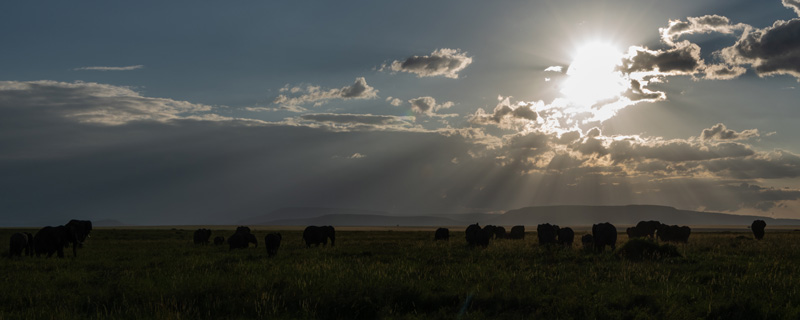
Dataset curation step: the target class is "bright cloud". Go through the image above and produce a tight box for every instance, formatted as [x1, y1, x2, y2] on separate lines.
[384, 48, 473, 78]
[273, 77, 378, 108]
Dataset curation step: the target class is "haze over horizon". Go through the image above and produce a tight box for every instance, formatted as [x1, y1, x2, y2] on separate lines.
[2, 0, 800, 225]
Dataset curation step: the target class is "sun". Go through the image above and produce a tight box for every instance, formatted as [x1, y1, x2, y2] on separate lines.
[560, 42, 627, 108]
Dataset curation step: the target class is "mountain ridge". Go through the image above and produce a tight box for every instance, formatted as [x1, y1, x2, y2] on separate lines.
[243, 205, 800, 227]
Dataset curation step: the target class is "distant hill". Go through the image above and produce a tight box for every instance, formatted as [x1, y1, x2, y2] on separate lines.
[238, 207, 390, 225]
[265, 214, 462, 227]
[241, 205, 800, 227]
[487, 205, 800, 226]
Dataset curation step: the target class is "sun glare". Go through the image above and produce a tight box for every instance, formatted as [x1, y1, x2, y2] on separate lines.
[561, 42, 627, 108]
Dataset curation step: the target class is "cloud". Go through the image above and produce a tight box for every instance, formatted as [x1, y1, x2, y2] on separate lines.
[719, 18, 800, 79]
[784, 0, 800, 16]
[408, 96, 454, 115]
[659, 15, 745, 45]
[300, 113, 410, 125]
[700, 123, 760, 141]
[0, 80, 215, 125]
[469, 97, 539, 128]
[384, 48, 473, 78]
[333, 153, 366, 159]
[246, 105, 308, 113]
[386, 97, 403, 106]
[702, 150, 800, 179]
[289, 113, 422, 132]
[620, 41, 704, 76]
[704, 64, 748, 80]
[622, 79, 666, 101]
[272, 77, 378, 108]
[74, 65, 144, 71]
[607, 139, 755, 163]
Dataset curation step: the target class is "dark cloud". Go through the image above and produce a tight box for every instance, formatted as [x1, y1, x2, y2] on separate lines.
[702, 150, 800, 179]
[620, 42, 704, 75]
[557, 130, 581, 144]
[720, 18, 800, 79]
[385, 48, 473, 78]
[700, 123, 759, 141]
[546, 153, 585, 171]
[273, 77, 378, 107]
[505, 131, 551, 150]
[622, 80, 666, 101]
[408, 96, 454, 115]
[608, 139, 755, 163]
[575, 137, 608, 156]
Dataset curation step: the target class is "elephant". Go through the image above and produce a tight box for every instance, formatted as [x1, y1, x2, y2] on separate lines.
[465, 223, 489, 247]
[508, 225, 525, 239]
[236, 226, 251, 234]
[228, 228, 258, 250]
[634, 220, 661, 239]
[592, 222, 617, 252]
[581, 234, 594, 250]
[9, 233, 33, 258]
[434, 227, 450, 241]
[264, 233, 282, 257]
[657, 224, 691, 243]
[626, 227, 649, 239]
[557, 227, 574, 246]
[66, 219, 92, 247]
[34, 225, 78, 258]
[482, 225, 497, 239]
[193, 228, 212, 245]
[303, 226, 336, 248]
[537, 223, 559, 245]
[494, 226, 507, 239]
[751, 220, 766, 240]
[213, 236, 225, 245]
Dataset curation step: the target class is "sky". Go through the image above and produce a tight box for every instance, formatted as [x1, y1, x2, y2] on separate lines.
[2, 0, 800, 225]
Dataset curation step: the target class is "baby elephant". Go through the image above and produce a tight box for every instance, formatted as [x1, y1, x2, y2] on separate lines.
[213, 236, 225, 245]
[264, 233, 282, 257]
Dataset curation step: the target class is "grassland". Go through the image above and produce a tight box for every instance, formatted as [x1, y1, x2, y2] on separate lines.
[1, 228, 799, 319]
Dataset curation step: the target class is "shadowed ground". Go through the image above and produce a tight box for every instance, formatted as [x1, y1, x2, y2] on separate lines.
[1, 228, 799, 319]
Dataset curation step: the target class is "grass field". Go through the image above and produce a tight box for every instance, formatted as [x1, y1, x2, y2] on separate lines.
[2, 228, 799, 319]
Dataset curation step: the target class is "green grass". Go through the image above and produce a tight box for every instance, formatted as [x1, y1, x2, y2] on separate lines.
[1, 228, 799, 319]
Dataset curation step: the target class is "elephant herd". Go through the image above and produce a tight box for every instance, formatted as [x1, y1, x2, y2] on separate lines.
[9, 219, 770, 259]
[432, 219, 770, 252]
[190, 225, 336, 257]
[8, 219, 92, 258]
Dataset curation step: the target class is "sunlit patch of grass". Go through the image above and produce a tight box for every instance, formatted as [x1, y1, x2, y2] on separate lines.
[1, 229, 799, 318]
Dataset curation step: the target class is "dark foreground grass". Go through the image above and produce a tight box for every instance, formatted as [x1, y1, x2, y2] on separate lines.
[1, 228, 799, 319]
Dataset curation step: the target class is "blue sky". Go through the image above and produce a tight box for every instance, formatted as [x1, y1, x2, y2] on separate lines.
[2, 0, 800, 225]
